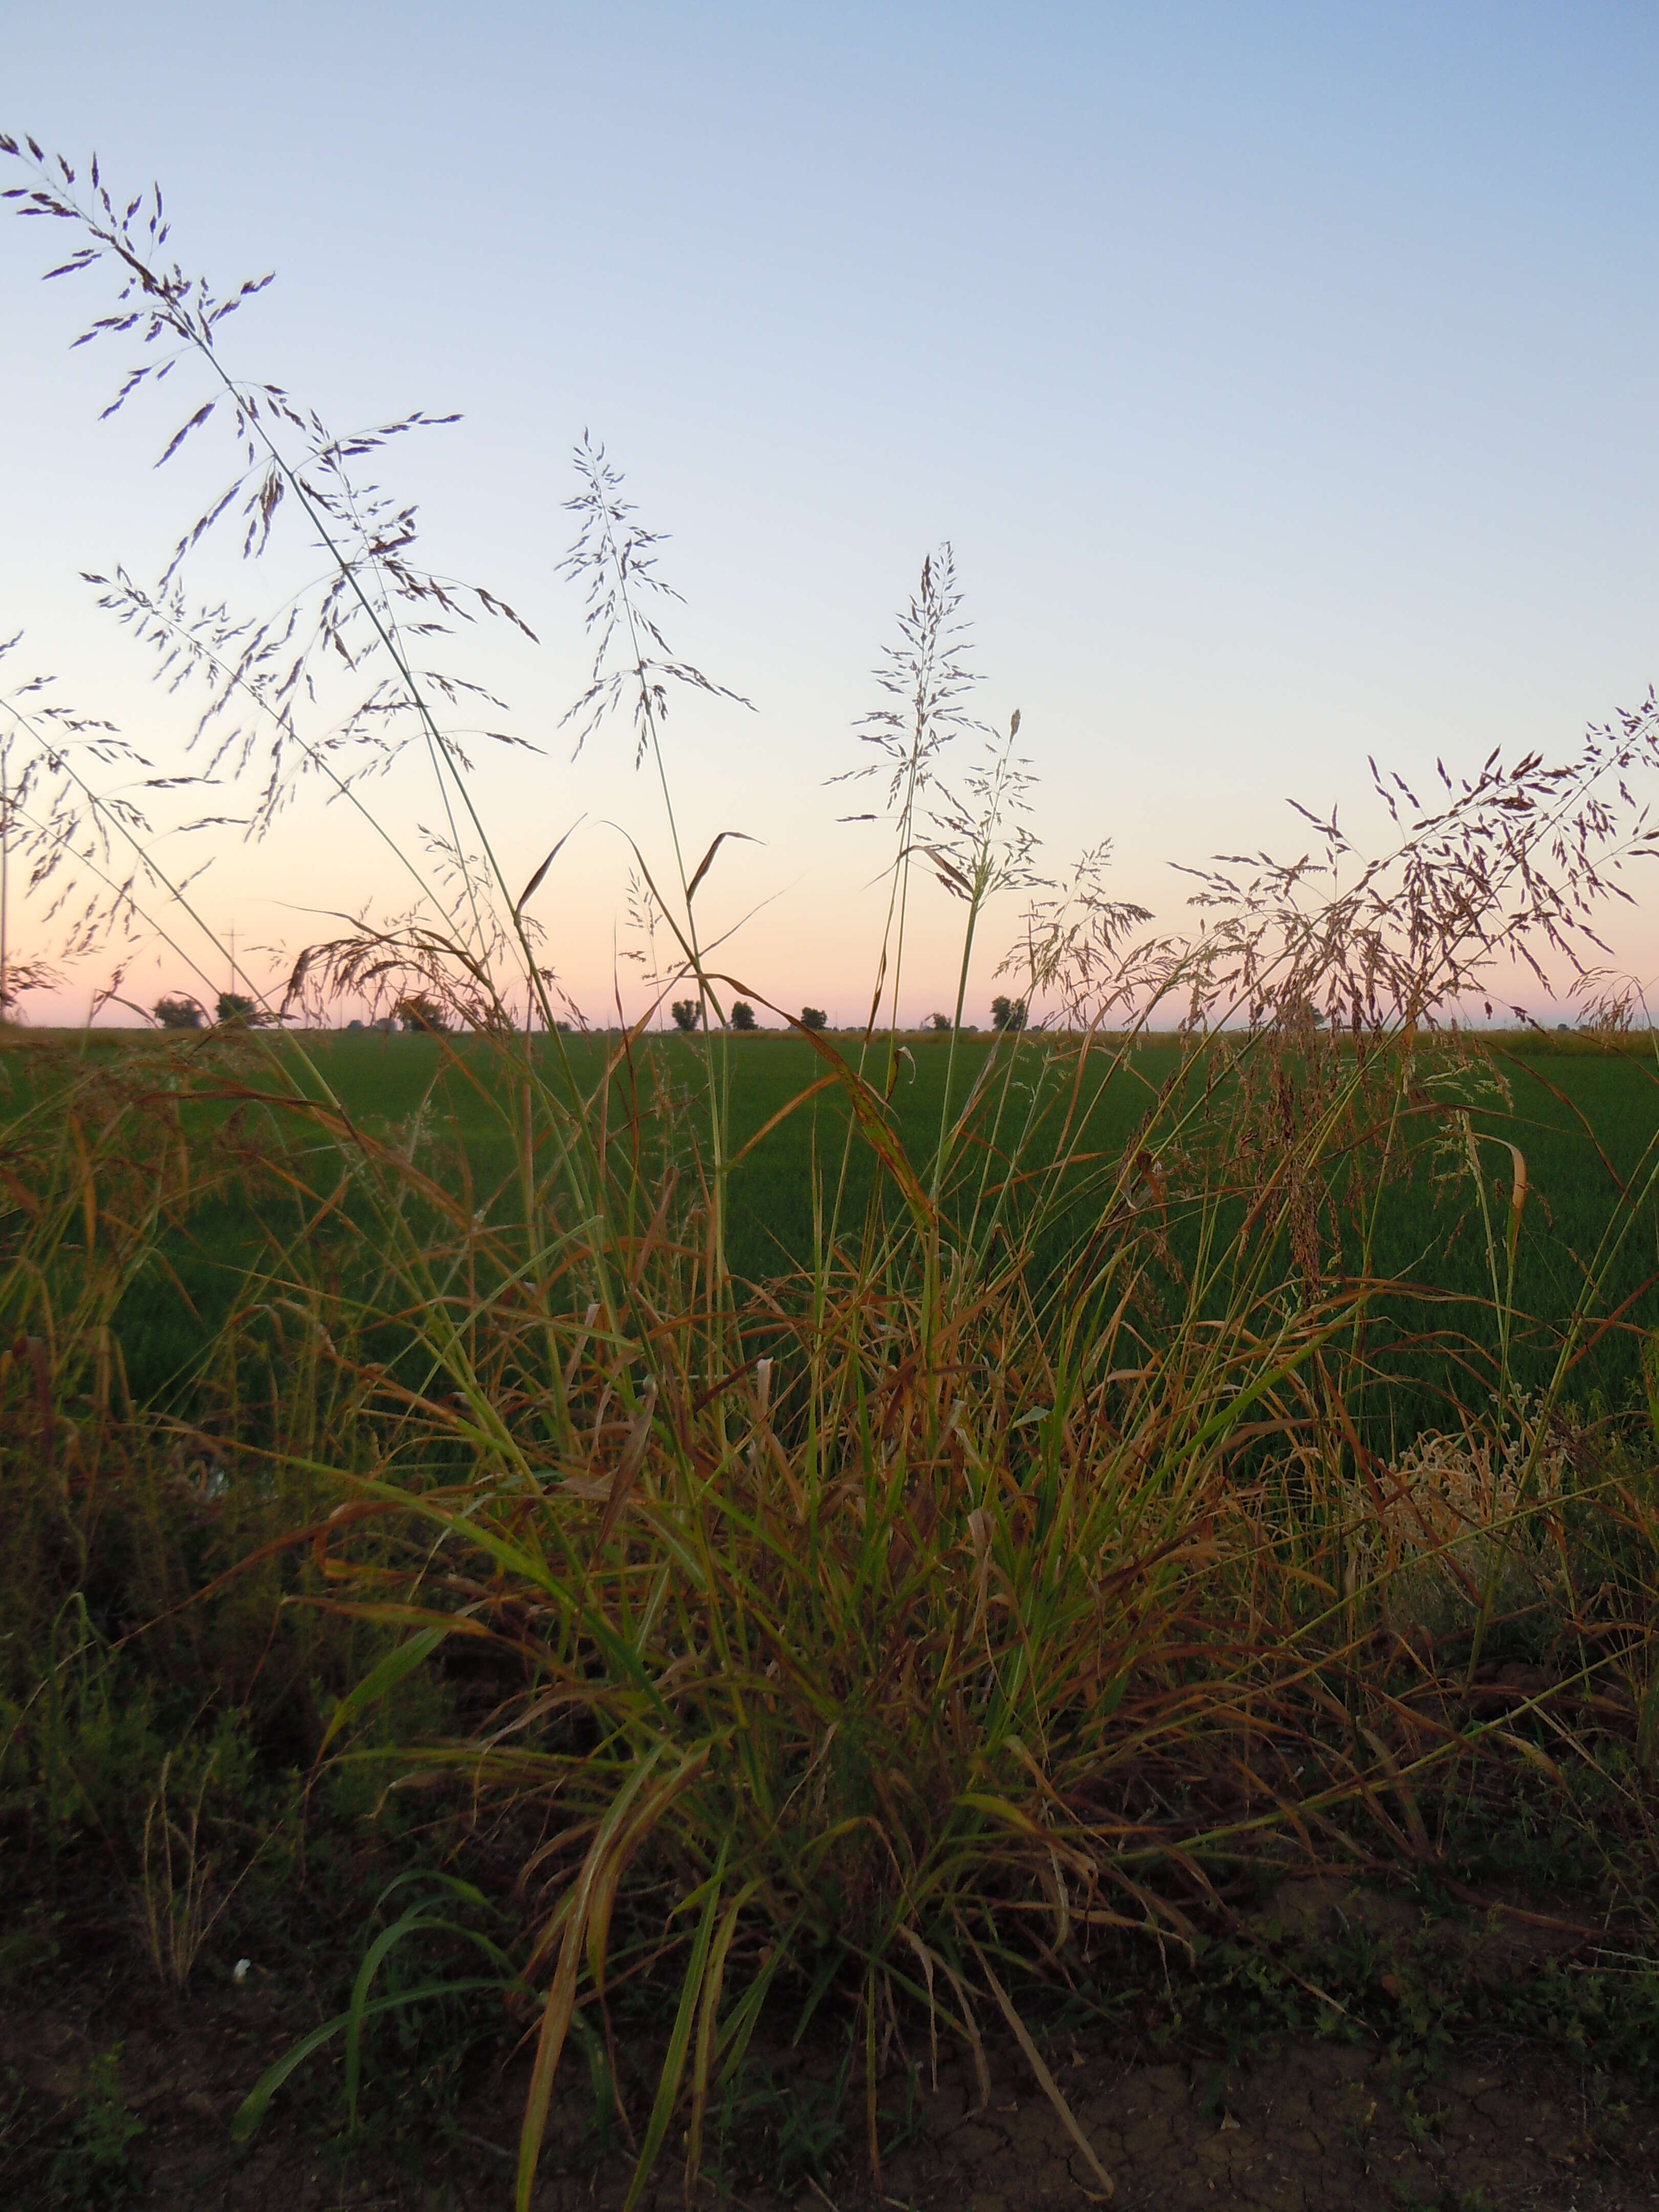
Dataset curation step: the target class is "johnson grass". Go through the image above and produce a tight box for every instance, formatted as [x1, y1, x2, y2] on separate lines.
[6, 131, 1659, 2207]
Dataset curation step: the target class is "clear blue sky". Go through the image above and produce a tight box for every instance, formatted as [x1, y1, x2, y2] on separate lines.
[5, 3, 1659, 1022]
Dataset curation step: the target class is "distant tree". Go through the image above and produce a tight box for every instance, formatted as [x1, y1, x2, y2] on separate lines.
[215, 991, 267, 1028]
[799, 1007, 827, 1032]
[395, 992, 447, 1034]
[928, 1011, 951, 1033]
[991, 995, 1027, 1032]
[153, 995, 205, 1030]
[730, 1001, 757, 1031]
[670, 999, 701, 1032]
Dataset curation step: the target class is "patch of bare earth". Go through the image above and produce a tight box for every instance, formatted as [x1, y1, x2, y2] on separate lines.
[7, 1878, 1659, 2211]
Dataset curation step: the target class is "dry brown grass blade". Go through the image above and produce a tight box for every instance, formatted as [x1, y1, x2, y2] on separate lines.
[685, 829, 760, 903]
[697, 973, 938, 1220]
[1358, 1726, 1434, 1860]
[1504, 1139, 1528, 1267]
[595, 1378, 658, 1550]
[514, 821, 582, 914]
[1491, 1727, 1567, 1790]
[516, 1749, 707, 2212]
[898, 1926, 990, 2103]
[628, 1175, 677, 1290]
[966, 1507, 993, 1642]
[970, 1940, 1115, 2200]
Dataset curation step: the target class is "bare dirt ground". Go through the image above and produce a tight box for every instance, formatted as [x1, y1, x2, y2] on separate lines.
[8, 1873, 1659, 2211]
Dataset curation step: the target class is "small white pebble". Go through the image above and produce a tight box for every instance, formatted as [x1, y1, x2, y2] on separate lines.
[233, 1958, 251, 1984]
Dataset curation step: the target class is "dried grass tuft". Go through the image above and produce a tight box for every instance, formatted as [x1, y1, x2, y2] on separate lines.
[1346, 1402, 1571, 1640]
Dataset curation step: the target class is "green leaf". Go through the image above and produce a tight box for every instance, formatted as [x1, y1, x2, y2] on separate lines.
[317, 1623, 450, 1759]
[345, 1907, 519, 2129]
[623, 1846, 728, 2210]
[231, 1977, 512, 2140]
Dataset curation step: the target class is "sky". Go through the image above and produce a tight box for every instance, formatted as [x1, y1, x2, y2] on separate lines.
[5, 2, 1659, 1027]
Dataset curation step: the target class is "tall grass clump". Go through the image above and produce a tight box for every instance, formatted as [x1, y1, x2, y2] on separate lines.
[7, 132, 1659, 2206]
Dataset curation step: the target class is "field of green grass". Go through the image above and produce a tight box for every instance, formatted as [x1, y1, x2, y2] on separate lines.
[11, 1025, 1658, 1436]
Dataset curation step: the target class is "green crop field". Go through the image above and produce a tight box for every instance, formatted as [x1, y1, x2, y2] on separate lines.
[8, 1025, 1659, 1436]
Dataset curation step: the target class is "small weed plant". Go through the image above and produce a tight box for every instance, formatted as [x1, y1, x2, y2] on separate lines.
[48, 2049, 143, 2207]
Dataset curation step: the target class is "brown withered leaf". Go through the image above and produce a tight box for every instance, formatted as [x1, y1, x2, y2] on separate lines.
[686, 830, 760, 904]
[595, 1378, 658, 1549]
